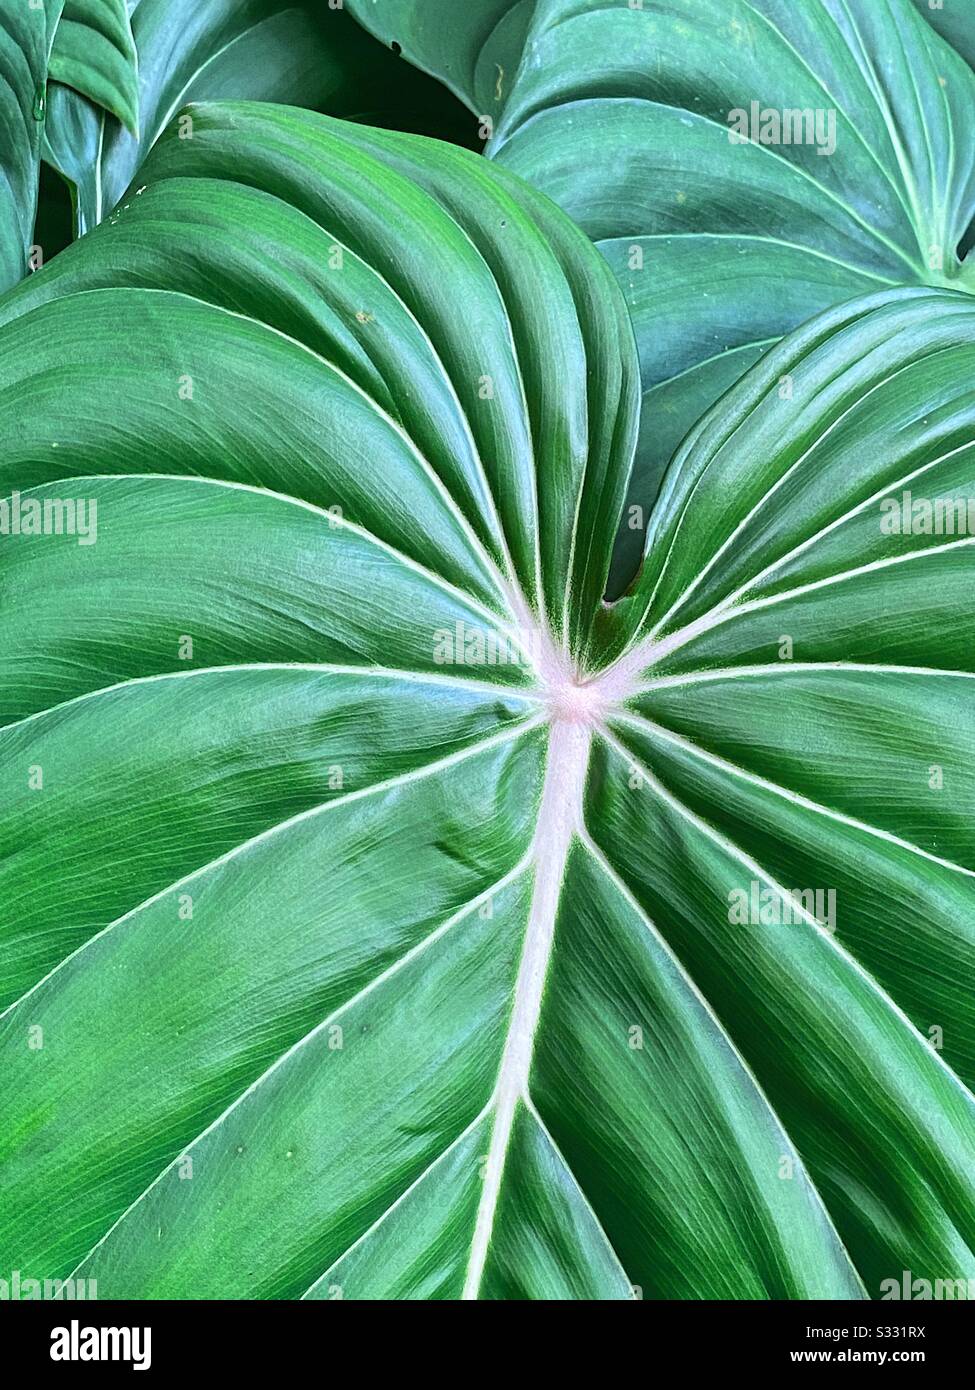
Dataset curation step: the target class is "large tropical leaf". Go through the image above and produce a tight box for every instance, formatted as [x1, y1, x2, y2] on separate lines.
[0, 0, 64, 291]
[350, 0, 975, 589]
[41, 0, 474, 239]
[0, 106, 973, 1300]
[48, 0, 139, 133]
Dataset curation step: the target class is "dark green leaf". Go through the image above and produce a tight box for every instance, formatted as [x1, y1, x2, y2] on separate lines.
[347, 0, 535, 119]
[914, 0, 975, 72]
[0, 0, 64, 290]
[42, 0, 477, 239]
[48, 0, 139, 133]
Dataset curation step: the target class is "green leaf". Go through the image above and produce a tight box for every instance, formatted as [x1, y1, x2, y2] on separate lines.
[0, 0, 64, 291]
[41, 0, 476, 240]
[48, 0, 139, 134]
[493, 0, 975, 585]
[0, 107, 973, 1300]
[353, 0, 975, 590]
[914, 0, 975, 72]
[346, 0, 535, 119]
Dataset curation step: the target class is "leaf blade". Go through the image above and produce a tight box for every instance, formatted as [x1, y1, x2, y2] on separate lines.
[48, 0, 139, 133]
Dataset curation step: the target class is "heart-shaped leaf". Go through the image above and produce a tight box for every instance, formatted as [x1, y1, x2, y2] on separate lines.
[48, 0, 139, 133]
[0, 107, 972, 1300]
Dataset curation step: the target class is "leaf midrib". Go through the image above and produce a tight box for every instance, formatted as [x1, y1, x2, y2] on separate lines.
[462, 716, 591, 1298]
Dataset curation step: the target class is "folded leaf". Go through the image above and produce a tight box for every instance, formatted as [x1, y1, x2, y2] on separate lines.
[0, 0, 64, 291]
[0, 107, 972, 1300]
[42, 0, 474, 239]
[48, 0, 139, 134]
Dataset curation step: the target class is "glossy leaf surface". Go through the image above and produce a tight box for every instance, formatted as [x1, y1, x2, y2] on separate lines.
[0, 106, 972, 1300]
[349, 0, 975, 586]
